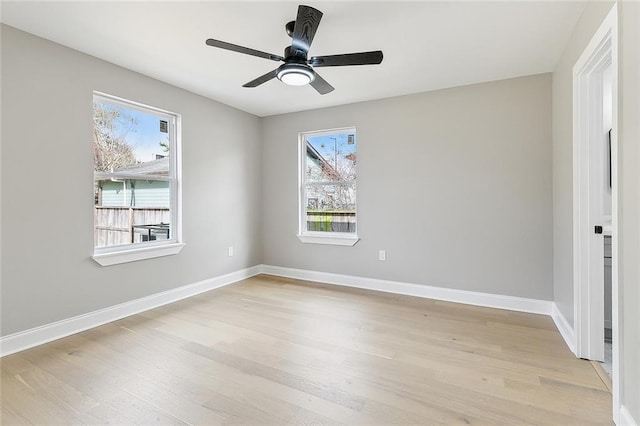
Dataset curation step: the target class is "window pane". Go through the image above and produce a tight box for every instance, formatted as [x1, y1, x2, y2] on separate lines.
[305, 133, 356, 183]
[305, 183, 356, 233]
[93, 100, 171, 173]
[93, 96, 173, 249]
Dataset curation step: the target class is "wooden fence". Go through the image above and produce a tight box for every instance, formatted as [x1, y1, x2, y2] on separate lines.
[95, 206, 170, 248]
[306, 211, 356, 233]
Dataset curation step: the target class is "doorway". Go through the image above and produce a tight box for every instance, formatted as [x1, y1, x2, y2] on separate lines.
[572, 3, 619, 422]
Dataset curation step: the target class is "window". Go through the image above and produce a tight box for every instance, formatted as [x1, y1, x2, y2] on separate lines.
[298, 127, 358, 246]
[92, 92, 183, 266]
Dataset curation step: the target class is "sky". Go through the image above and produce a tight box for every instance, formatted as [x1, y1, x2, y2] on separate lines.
[98, 100, 169, 163]
[307, 132, 356, 170]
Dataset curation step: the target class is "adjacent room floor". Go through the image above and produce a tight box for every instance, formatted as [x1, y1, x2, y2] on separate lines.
[603, 341, 613, 377]
[0, 275, 612, 424]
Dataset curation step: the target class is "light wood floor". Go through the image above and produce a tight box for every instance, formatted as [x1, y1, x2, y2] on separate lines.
[1, 275, 612, 425]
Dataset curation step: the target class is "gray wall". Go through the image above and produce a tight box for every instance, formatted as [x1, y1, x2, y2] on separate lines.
[551, 1, 615, 328]
[262, 74, 553, 300]
[0, 25, 263, 335]
[619, 1, 640, 421]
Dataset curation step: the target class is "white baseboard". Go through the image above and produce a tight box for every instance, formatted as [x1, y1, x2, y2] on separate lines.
[0, 265, 261, 357]
[261, 265, 553, 316]
[551, 303, 577, 355]
[0, 264, 575, 360]
[620, 406, 639, 426]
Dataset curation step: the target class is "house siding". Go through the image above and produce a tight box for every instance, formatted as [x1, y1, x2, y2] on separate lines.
[100, 180, 169, 207]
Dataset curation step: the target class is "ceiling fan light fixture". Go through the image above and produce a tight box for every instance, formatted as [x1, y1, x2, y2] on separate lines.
[276, 63, 315, 86]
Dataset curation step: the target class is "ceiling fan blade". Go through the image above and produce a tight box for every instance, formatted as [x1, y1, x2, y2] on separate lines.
[291, 5, 323, 56]
[309, 51, 384, 67]
[310, 72, 334, 95]
[206, 39, 284, 62]
[243, 69, 279, 88]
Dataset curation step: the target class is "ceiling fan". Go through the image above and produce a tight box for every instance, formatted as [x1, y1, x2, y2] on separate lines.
[205, 4, 383, 95]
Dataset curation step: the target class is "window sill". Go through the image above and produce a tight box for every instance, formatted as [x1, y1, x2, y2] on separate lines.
[297, 234, 359, 246]
[92, 242, 185, 266]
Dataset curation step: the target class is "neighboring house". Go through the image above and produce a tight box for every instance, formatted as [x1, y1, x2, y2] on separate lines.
[94, 157, 171, 246]
[305, 141, 339, 210]
[94, 157, 169, 208]
[305, 141, 340, 183]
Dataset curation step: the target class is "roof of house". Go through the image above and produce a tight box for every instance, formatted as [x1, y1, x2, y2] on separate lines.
[94, 157, 169, 181]
[306, 142, 340, 180]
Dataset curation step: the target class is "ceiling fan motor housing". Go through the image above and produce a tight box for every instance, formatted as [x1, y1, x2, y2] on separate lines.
[284, 46, 307, 60]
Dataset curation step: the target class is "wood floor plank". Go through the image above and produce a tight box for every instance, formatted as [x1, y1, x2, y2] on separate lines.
[84, 317, 370, 424]
[0, 275, 612, 424]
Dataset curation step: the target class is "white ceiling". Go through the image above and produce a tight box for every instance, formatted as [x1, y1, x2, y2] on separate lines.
[1, 1, 586, 117]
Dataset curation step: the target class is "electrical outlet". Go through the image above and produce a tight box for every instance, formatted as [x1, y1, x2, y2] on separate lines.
[379, 250, 386, 261]
[227, 246, 234, 257]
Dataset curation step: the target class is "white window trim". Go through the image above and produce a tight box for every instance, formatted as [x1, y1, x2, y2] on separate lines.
[297, 127, 359, 246]
[92, 242, 185, 266]
[297, 233, 359, 246]
[92, 91, 183, 266]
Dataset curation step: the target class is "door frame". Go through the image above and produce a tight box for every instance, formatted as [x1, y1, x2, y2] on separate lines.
[572, 3, 619, 423]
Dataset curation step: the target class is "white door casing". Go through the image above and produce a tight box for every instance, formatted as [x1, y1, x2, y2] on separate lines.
[572, 4, 619, 423]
